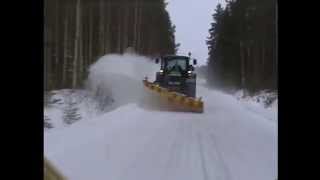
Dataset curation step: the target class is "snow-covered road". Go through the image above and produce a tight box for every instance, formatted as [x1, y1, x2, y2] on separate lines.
[44, 84, 277, 180]
[44, 54, 277, 180]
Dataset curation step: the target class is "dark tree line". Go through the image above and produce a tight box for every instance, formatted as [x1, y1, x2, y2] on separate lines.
[206, 0, 277, 94]
[44, 0, 177, 91]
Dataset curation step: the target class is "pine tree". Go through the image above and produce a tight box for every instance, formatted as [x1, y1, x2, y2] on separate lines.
[44, 0, 176, 91]
[206, 3, 225, 88]
[206, 0, 277, 93]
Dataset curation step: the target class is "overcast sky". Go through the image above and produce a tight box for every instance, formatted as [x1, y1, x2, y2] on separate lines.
[166, 0, 225, 66]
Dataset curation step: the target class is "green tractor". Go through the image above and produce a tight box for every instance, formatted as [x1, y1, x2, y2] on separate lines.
[154, 54, 198, 98]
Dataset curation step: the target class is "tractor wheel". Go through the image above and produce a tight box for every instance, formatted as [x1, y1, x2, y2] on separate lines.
[185, 82, 196, 98]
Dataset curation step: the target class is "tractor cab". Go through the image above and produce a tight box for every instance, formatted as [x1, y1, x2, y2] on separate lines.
[156, 55, 197, 75]
[154, 54, 198, 97]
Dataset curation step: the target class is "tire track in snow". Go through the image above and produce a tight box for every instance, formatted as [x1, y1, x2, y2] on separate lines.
[116, 118, 187, 180]
[197, 132, 210, 180]
[162, 120, 184, 179]
[163, 119, 195, 180]
[190, 117, 232, 180]
[201, 119, 232, 180]
[208, 133, 232, 180]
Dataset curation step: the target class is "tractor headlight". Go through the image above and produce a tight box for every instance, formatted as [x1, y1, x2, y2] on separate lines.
[187, 70, 192, 76]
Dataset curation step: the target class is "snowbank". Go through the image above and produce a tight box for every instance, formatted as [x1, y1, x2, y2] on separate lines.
[234, 90, 278, 122]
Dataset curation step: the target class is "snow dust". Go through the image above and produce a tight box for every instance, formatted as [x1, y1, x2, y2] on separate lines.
[85, 53, 159, 108]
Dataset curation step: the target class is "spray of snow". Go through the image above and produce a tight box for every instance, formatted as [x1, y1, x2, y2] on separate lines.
[44, 53, 160, 130]
[85, 53, 159, 108]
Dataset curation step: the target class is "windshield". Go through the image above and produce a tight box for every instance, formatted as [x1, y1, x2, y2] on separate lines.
[165, 58, 188, 72]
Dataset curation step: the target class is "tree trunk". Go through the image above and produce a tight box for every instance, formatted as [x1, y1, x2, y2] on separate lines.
[123, 5, 129, 52]
[48, 9, 53, 90]
[55, 1, 59, 66]
[275, 0, 278, 81]
[136, 1, 142, 53]
[148, 30, 153, 55]
[99, 0, 105, 55]
[62, 10, 69, 87]
[44, 0, 50, 90]
[246, 44, 251, 90]
[117, 5, 122, 53]
[88, 2, 93, 64]
[240, 41, 246, 93]
[133, 0, 138, 50]
[262, 40, 265, 76]
[78, 10, 83, 87]
[72, 0, 81, 88]
[53, 0, 60, 88]
[105, 1, 111, 53]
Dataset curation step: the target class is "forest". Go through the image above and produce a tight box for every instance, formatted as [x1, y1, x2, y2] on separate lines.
[44, 0, 277, 95]
[44, 0, 177, 91]
[206, 0, 277, 94]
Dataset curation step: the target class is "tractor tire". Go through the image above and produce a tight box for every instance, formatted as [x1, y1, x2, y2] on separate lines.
[185, 82, 196, 98]
[155, 72, 163, 84]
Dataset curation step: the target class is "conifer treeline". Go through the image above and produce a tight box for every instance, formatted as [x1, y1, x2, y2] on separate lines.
[206, 0, 277, 93]
[44, 0, 177, 91]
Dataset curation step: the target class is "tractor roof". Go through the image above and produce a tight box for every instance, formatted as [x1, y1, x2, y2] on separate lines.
[162, 55, 190, 59]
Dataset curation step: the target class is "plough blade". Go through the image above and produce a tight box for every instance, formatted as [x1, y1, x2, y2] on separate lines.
[143, 79, 204, 113]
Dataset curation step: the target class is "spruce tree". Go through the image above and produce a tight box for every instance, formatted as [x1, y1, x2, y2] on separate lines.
[44, 0, 177, 90]
[206, 0, 277, 93]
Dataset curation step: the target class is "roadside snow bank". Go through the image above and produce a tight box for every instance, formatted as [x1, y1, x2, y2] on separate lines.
[44, 89, 115, 130]
[235, 90, 277, 108]
[234, 90, 278, 122]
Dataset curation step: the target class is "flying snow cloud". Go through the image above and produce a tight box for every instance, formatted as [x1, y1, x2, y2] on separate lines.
[85, 53, 159, 107]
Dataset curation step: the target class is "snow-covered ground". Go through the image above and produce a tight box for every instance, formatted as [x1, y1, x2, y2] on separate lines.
[234, 90, 278, 123]
[44, 54, 277, 180]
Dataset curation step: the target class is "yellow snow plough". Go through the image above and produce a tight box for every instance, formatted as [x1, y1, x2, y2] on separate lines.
[143, 54, 204, 113]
